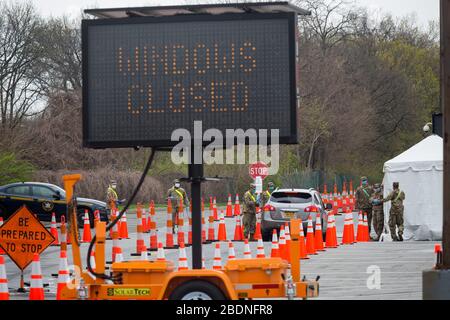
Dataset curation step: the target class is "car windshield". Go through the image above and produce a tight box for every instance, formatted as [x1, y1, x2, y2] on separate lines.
[270, 192, 312, 204]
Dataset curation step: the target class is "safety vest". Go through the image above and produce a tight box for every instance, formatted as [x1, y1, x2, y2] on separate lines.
[108, 187, 118, 199]
[246, 191, 256, 202]
[172, 188, 184, 200]
[394, 190, 403, 202]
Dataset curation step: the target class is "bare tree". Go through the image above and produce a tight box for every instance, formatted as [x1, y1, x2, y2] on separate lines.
[295, 0, 362, 52]
[0, 2, 46, 133]
[40, 16, 82, 93]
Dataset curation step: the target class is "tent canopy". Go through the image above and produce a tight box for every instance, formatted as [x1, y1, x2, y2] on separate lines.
[382, 134, 443, 241]
[384, 135, 443, 173]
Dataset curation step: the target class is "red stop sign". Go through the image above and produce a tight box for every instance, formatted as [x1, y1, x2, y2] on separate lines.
[249, 162, 268, 180]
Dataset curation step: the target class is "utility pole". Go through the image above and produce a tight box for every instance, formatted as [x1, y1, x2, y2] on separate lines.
[442, 0, 450, 269]
[423, 0, 450, 299]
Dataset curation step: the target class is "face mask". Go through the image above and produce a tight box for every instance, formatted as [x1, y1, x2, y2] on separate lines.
[269, 187, 274, 193]
[362, 180, 368, 186]
[175, 183, 180, 188]
[375, 188, 380, 193]
[112, 184, 117, 189]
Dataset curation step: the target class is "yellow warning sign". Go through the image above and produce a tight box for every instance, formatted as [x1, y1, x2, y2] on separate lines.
[0, 205, 55, 270]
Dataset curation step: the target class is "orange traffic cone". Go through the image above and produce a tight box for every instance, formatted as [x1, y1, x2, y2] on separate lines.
[165, 199, 175, 248]
[82, 210, 92, 243]
[201, 199, 207, 243]
[305, 215, 317, 255]
[188, 202, 193, 245]
[332, 213, 339, 246]
[157, 242, 166, 261]
[140, 245, 148, 260]
[50, 213, 59, 246]
[108, 209, 116, 240]
[284, 223, 291, 262]
[213, 243, 222, 270]
[56, 250, 70, 300]
[177, 242, 188, 270]
[256, 238, 266, 258]
[177, 201, 186, 246]
[279, 225, 287, 260]
[226, 194, 233, 218]
[314, 214, 325, 251]
[29, 254, 44, 300]
[0, 217, 5, 255]
[341, 211, 354, 245]
[141, 204, 148, 233]
[349, 210, 356, 243]
[356, 211, 364, 242]
[132, 205, 145, 256]
[234, 194, 241, 216]
[93, 210, 100, 228]
[207, 208, 216, 242]
[233, 214, 243, 241]
[270, 229, 280, 258]
[149, 214, 158, 251]
[363, 213, 370, 242]
[217, 210, 227, 241]
[111, 220, 122, 263]
[146, 201, 155, 232]
[0, 255, 9, 300]
[89, 250, 97, 279]
[60, 216, 68, 252]
[119, 211, 129, 239]
[243, 239, 252, 259]
[228, 241, 236, 261]
[299, 220, 309, 259]
[115, 247, 124, 263]
[213, 197, 218, 221]
[254, 211, 262, 241]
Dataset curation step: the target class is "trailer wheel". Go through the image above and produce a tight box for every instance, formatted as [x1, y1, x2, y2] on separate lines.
[169, 280, 226, 300]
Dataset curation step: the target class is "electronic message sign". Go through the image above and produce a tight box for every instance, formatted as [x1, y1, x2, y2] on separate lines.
[82, 13, 298, 148]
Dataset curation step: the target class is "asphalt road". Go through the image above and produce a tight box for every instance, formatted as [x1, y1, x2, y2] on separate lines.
[3, 207, 438, 300]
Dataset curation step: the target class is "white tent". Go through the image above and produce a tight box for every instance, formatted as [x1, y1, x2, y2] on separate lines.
[382, 135, 443, 240]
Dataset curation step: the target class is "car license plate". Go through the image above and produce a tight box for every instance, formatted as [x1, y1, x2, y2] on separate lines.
[283, 212, 295, 218]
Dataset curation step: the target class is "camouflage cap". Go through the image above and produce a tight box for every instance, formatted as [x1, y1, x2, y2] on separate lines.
[374, 183, 381, 188]
[174, 179, 180, 184]
[360, 176, 368, 181]
[268, 181, 275, 187]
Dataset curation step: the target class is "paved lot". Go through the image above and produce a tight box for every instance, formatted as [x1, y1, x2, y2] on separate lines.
[3, 208, 438, 300]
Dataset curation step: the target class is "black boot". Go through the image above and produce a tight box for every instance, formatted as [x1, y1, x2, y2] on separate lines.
[392, 235, 398, 241]
[398, 234, 403, 242]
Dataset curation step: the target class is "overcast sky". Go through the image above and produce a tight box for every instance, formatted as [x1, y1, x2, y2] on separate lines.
[12, 0, 440, 28]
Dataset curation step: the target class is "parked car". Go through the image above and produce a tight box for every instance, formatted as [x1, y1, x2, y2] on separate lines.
[261, 188, 332, 241]
[0, 182, 109, 227]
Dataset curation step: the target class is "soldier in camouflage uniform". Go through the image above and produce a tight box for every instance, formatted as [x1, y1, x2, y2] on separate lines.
[383, 182, 405, 241]
[242, 183, 258, 240]
[369, 183, 384, 241]
[167, 179, 189, 233]
[260, 181, 276, 207]
[355, 176, 374, 235]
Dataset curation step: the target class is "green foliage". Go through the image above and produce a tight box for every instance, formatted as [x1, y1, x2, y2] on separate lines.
[0, 152, 34, 185]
